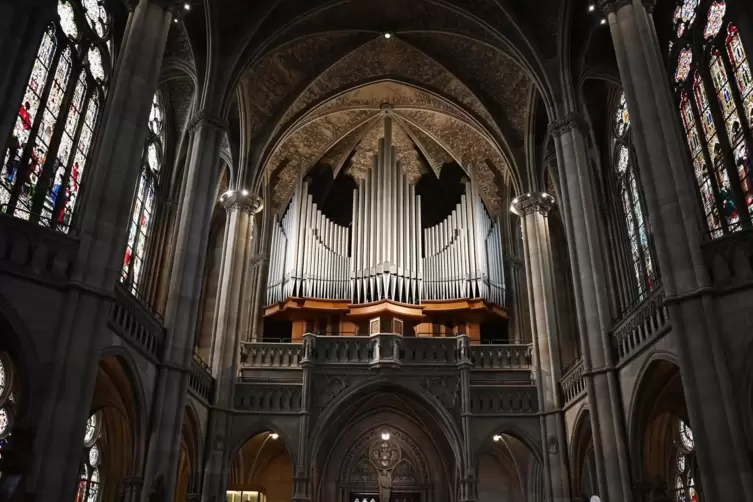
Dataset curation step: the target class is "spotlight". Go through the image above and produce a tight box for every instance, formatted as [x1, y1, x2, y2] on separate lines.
[384, 33, 392, 39]
[241, 189, 249, 196]
[601, 18, 607, 25]
[184, 2, 191, 10]
[493, 435, 502, 442]
[381, 432, 390, 440]
[588, 4, 595, 12]
[270, 433, 279, 439]
[173, 18, 178, 23]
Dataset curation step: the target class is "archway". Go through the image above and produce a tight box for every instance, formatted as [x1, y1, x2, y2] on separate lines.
[175, 405, 202, 501]
[76, 355, 144, 501]
[630, 358, 698, 502]
[570, 409, 599, 500]
[314, 384, 460, 502]
[228, 431, 294, 502]
[476, 432, 543, 502]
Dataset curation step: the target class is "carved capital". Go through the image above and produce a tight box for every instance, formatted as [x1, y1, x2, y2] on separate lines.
[220, 190, 264, 215]
[548, 112, 588, 137]
[188, 109, 229, 134]
[510, 192, 555, 216]
[599, 0, 633, 15]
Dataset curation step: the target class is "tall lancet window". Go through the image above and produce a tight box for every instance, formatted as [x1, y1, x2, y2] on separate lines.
[673, 419, 699, 502]
[668, 0, 753, 238]
[1, 0, 113, 231]
[121, 93, 164, 295]
[611, 92, 657, 300]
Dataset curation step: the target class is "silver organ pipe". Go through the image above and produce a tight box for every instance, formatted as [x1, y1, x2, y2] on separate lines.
[265, 122, 505, 307]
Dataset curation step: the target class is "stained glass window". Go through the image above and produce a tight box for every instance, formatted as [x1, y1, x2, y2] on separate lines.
[1, 0, 113, 230]
[77, 412, 103, 502]
[674, 420, 698, 502]
[673, 0, 699, 38]
[611, 92, 657, 301]
[704, 2, 726, 39]
[121, 93, 164, 295]
[671, 0, 753, 238]
[676, 47, 693, 82]
[0, 353, 18, 471]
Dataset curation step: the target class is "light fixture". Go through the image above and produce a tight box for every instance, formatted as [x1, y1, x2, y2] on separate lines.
[492, 435, 502, 442]
[384, 32, 392, 39]
[381, 432, 390, 440]
[600, 18, 607, 25]
[221, 189, 234, 200]
[184, 2, 191, 10]
[588, 4, 595, 12]
[241, 189, 249, 196]
[173, 18, 178, 23]
[270, 433, 279, 439]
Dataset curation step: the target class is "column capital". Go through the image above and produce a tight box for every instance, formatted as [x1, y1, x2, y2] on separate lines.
[510, 192, 555, 216]
[220, 190, 264, 215]
[548, 111, 588, 137]
[598, 0, 633, 15]
[187, 109, 229, 133]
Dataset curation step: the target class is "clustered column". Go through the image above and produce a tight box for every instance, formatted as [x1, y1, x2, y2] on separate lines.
[601, 0, 753, 498]
[26, 1, 174, 500]
[201, 189, 263, 500]
[141, 108, 228, 501]
[511, 192, 570, 502]
[549, 112, 632, 502]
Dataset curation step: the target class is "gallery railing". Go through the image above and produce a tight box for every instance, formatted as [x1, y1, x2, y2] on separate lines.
[612, 286, 669, 365]
[189, 352, 214, 403]
[560, 357, 586, 405]
[109, 284, 165, 361]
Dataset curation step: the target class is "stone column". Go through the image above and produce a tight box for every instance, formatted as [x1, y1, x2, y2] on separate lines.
[457, 334, 476, 502]
[511, 193, 570, 502]
[27, 2, 174, 501]
[201, 189, 263, 500]
[292, 332, 316, 502]
[140, 109, 227, 502]
[601, 0, 753, 498]
[505, 255, 529, 343]
[549, 113, 632, 502]
[249, 192, 274, 340]
[0, 0, 56, 147]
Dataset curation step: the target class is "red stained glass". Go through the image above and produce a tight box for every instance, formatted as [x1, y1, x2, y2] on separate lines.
[703, 1, 726, 39]
[676, 47, 693, 82]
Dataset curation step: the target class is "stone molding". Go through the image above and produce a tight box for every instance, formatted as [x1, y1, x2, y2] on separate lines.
[220, 190, 264, 215]
[511, 192, 555, 216]
[548, 111, 588, 137]
[598, 0, 633, 15]
[187, 109, 229, 134]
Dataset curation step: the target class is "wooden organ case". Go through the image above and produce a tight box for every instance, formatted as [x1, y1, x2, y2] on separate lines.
[263, 113, 507, 343]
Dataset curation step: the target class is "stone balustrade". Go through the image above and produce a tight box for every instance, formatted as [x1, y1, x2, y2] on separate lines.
[469, 385, 538, 414]
[612, 286, 669, 364]
[234, 383, 302, 412]
[240, 342, 302, 368]
[0, 212, 79, 285]
[471, 344, 532, 369]
[560, 357, 586, 405]
[189, 352, 214, 403]
[109, 284, 164, 361]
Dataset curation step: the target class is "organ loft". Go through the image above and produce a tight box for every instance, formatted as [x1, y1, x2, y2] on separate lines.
[261, 108, 507, 344]
[1, 0, 753, 502]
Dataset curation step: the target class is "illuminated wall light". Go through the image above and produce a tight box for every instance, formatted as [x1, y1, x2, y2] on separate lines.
[384, 33, 392, 39]
[588, 4, 595, 12]
[270, 433, 279, 439]
[242, 189, 249, 196]
[601, 18, 607, 25]
[492, 434, 502, 442]
[381, 432, 390, 440]
[184, 2, 191, 10]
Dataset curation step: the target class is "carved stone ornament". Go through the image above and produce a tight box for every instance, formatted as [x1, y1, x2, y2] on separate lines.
[187, 109, 229, 133]
[598, 0, 633, 15]
[547, 436, 559, 454]
[547, 112, 589, 138]
[220, 190, 264, 215]
[510, 192, 555, 216]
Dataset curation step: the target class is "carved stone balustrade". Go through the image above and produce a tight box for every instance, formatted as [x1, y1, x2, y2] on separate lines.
[703, 228, 753, 290]
[560, 357, 585, 405]
[471, 344, 532, 369]
[240, 342, 302, 368]
[469, 386, 539, 414]
[0, 212, 79, 285]
[234, 383, 303, 413]
[400, 337, 459, 365]
[109, 284, 165, 361]
[612, 286, 669, 365]
[188, 352, 214, 403]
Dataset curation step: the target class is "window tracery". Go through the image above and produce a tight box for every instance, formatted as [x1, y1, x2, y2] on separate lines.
[1, 0, 113, 231]
[610, 92, 657, 302]
[77, 412, 103, 502]
[0, 354, 18, 473]
[674, 420, 699, 502]
[669, 0, 753, 237]
[121, 93, 164, 294]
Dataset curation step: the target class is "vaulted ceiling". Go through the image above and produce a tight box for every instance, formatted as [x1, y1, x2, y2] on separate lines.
[165, 0, 601, 210]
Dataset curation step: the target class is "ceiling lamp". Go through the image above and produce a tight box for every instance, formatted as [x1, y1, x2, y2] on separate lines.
[270, 433, 279, 439]
[384, 33, 392, 39]
[492, 435, 502, 442]
[381, 432, 391, 440]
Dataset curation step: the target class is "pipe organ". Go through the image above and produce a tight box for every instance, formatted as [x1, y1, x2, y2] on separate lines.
[265, 116, 505, 309]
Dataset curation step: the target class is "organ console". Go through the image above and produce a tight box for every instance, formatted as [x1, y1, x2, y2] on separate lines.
[264, 113, 507, 340]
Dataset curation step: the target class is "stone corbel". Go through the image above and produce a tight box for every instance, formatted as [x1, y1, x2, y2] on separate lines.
[187, 109, 230, 134]
[220, 190, 264, 215]
[547, 111, 589, 138]
[598, 0, 633, 15]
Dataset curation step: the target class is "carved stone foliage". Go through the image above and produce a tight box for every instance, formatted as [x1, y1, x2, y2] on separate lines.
[422, 376, 460, 411]
[278, 37, 499, 135]
[312, 374, 351, 415]
[401, 33, 531, 146]
[343, 427, 429, 485]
